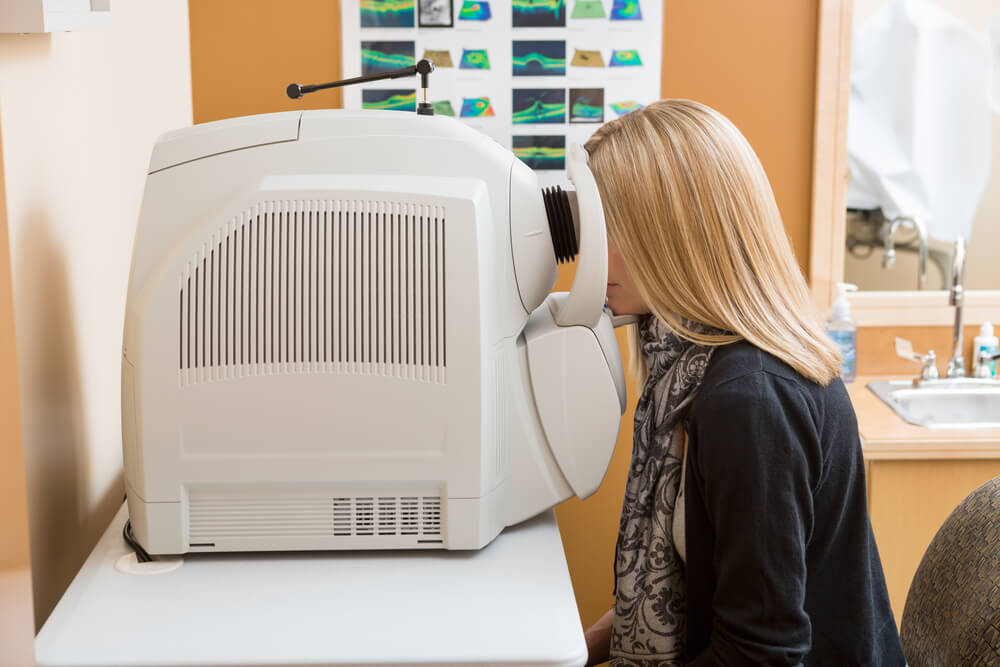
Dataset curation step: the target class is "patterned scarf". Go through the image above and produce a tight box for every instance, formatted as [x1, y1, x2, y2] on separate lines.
[610, 314, 718, 666]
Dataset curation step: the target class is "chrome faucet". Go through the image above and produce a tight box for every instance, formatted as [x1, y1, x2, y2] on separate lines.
[947, 238, 967, 378]
[895, 337, 939, 385]
[882, 215, 928, 290]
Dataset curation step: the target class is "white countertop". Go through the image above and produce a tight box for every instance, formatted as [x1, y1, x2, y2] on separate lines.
[35, 505, 586, 667]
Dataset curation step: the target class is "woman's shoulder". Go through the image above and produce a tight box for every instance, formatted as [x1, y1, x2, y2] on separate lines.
[698, 339, 799, 391]
[691, 340, 851, 424]
[685, 341, 857, 488]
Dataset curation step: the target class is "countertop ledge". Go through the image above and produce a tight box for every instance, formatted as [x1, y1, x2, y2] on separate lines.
[847, 376, 1000, 459]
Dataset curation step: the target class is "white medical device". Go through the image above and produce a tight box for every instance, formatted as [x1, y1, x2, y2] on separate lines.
[122, 109, 627, 555]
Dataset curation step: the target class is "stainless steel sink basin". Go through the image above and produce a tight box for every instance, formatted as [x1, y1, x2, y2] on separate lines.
[867, 379, 1000, 429]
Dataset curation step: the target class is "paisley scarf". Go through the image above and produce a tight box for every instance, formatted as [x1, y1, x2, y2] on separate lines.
[610, 314, 718, 666]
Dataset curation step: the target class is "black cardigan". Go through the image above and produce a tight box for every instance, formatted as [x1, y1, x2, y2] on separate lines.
[680, 341, 905, 666]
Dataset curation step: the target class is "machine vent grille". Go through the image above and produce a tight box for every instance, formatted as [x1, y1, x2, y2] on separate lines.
[188, 492, 444, 543]
[178, 200, 446, 385]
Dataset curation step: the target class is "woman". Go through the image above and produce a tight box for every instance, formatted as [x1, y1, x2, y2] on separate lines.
[582, 100, 904, 666]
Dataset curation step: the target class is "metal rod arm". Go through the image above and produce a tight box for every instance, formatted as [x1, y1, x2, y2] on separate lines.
[287, 59, 435, 101]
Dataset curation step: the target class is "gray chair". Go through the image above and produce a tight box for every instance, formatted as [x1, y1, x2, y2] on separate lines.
[900, 475, 1000, 666]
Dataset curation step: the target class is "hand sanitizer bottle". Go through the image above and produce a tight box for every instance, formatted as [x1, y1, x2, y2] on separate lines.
[826, 283, 858, 382]
[973, 321, 999, 378]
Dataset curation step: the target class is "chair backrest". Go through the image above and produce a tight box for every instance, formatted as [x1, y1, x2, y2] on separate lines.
[900, 475, 1000, 665]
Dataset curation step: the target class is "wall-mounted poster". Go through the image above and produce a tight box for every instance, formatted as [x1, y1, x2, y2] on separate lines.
[342, 0, 662, 185]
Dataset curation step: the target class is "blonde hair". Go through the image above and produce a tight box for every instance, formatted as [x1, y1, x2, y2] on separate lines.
[584, 99, 841, 386]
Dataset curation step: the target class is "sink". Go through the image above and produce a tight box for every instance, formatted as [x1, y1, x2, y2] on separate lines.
[867, 379, 1000, 429]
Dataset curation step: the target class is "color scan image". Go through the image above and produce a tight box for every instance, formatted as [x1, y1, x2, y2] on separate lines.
[458, 0, 492, 20]
[459, 48, 491, 70]
[460, 97, 496, 117]
[432, 100, 457, 116]
[571, 0, 605, 18]
[569, 88, 603, 123]
[609, 0, 641, 20]
[512, 135, 566, 170]
[571, 49, 605, 67]
[609, 100, 644, 116]
[512, 89, 566, 124]
[512, 41, 566, 76]
[512, 0, 566, 28]
[361, 41, 416, 75]
[361, 0, 415, 27]
[422, 49, 455, 67]
[362, 89, 417, 112]
[609, 49, 642, 67]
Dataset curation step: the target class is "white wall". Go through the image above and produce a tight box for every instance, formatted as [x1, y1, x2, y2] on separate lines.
[0, 0, 192, 628]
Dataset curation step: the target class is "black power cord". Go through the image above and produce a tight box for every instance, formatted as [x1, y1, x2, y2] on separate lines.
[123, 520, 153, 563]
[122, 493, 153, 563]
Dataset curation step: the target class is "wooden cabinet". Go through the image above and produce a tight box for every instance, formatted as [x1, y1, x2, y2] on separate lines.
[866, 459, 1000, 627]
[846, 380, 1000, 627]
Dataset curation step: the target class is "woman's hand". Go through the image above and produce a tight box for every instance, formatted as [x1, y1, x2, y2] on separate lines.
[584, 606, 614, 667]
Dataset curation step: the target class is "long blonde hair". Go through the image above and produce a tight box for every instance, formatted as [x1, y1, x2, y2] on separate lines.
[584, 99, 841, 386]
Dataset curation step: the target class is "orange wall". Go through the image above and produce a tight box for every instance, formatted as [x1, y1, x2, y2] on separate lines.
[661, 1, 818, 276]
[188, 0, 821, 630]
[190, 0, 343, 123]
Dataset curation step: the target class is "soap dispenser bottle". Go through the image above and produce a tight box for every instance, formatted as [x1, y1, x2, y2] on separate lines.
[826, 283, 858, 382]
[973, 321, 999, 378]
